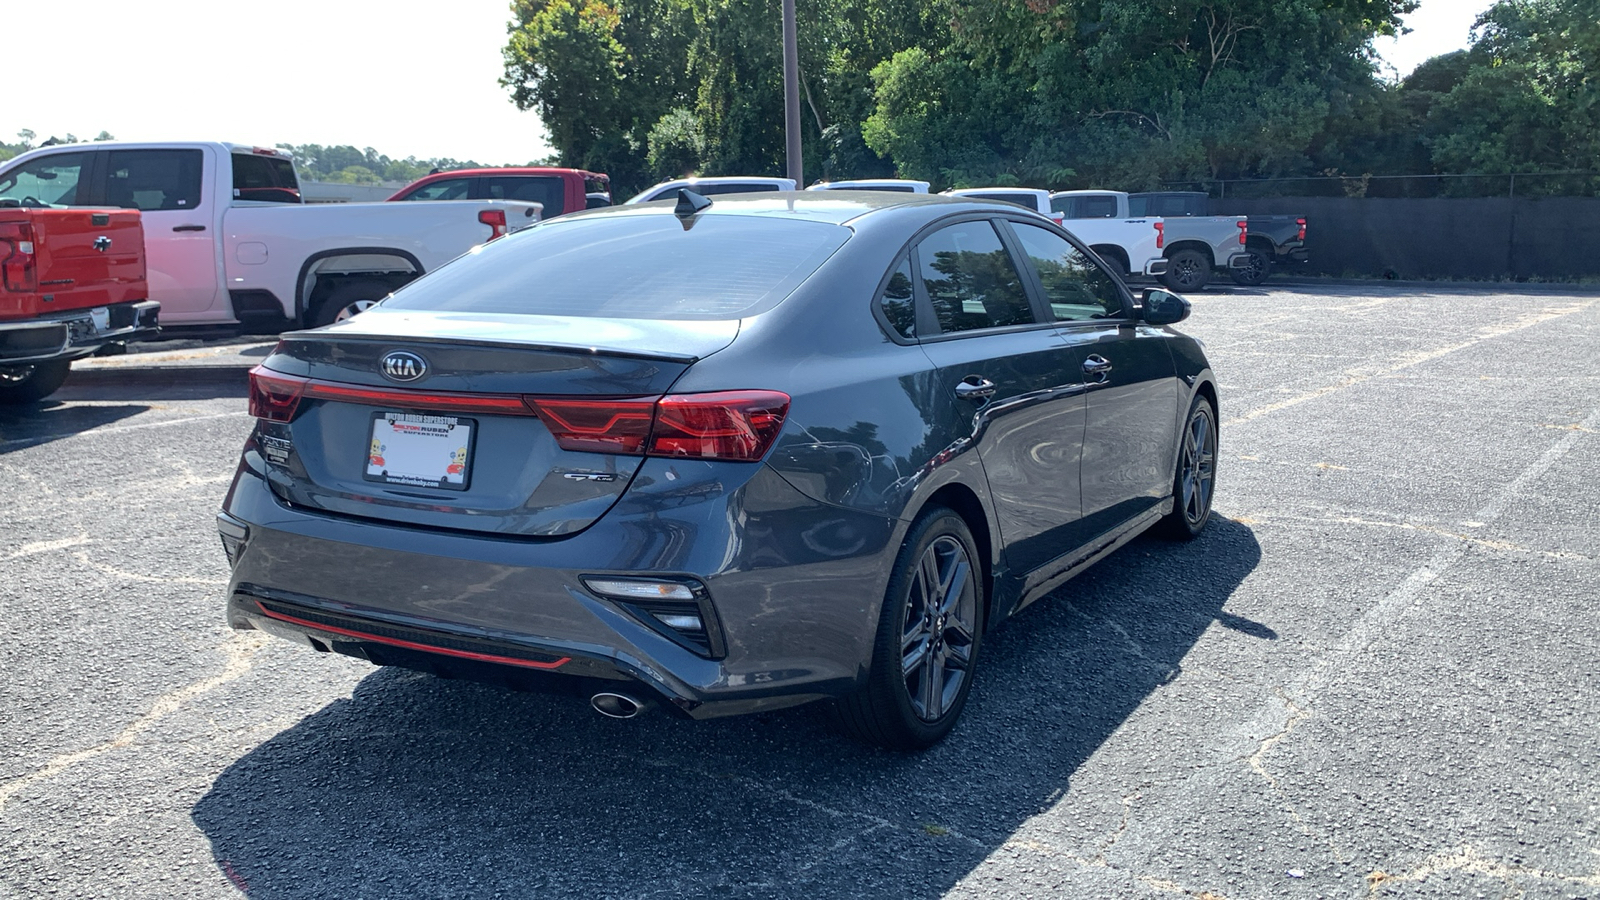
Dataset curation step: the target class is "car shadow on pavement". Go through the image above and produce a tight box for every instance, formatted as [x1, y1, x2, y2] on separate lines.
[0, 403, 148, 454]
[192, 518, 1262, 898]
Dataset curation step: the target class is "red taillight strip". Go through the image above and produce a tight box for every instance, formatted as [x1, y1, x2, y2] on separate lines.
[255, 603, 571, 670]
[1153, 221, 1165, 249]
[302, 379, 535, 415]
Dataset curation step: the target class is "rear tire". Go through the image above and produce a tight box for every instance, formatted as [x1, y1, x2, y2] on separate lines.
[1158, 396, 1217, 540]
[1160, 248, 1211, 292]
[310, 281, 388, 328]
[832, 506, 984, 751]
[0, 359, 72, 404]
[1230, 247, 1271, 286]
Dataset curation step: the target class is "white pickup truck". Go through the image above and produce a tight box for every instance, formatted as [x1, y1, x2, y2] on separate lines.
[0, 142, 542, 329]
[946, 187, 1169, 281]
[1053, 190, 1249, 291]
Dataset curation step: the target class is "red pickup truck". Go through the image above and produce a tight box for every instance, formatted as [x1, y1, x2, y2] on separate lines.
[0, 206, 158, 403]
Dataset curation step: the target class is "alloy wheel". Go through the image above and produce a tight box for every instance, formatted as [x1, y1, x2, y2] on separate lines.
[900, 534, 977, 722]
[1179, 404, 1216, 527]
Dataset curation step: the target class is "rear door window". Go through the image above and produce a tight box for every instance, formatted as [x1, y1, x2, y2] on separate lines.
[0, 152, 89, 207]
[482, 175, 566, 217]
[915, 220, 1035, 334]
[231, 153, 300, 203]
[1010, 222, 1128, 321]
[1054, 195, 1119, 219]
[401, 178, 472, 201]
[103, 149, 203, 211]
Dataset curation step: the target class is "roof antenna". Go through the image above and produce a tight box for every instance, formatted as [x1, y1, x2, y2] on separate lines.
[674, 188, 712, 219]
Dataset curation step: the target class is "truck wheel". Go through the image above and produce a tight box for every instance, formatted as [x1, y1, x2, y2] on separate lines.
[0, 359, 73, 404]
[1230, 248, 1271, 286]
[310, 282, 387, 328]
[1160, 249, 1211, 292]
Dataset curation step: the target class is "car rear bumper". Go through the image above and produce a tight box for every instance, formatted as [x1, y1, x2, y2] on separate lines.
[218, 450, 899, 719]
[0, 300, 159, 364]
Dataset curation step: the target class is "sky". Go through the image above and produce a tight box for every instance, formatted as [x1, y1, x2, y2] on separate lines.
[8, 0, 1491, 166]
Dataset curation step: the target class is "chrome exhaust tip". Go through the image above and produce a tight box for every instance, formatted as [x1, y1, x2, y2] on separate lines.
[591, 692, 644, 719]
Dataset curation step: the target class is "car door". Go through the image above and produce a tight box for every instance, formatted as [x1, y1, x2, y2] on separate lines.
[909, 217, 1090, 583]
[1007, 220, 1182, 540]
[98, 147, 222, 323]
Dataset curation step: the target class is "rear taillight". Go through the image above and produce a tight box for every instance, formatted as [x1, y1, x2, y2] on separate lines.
[1296, 218, 1307, 242]
[478, 209, 508, 240]
[0, 222, 37, 293]
[1237, 220, 1248, 245]
[532, 391, 791, 462]
[248, 366, 307, 422]
[524, 397, 657, 454]
[1153, 221, 1164, 250]
[651, 391, 791, 462]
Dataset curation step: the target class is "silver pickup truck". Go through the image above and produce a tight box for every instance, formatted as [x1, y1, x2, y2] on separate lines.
[1054, 190, 1251, 291]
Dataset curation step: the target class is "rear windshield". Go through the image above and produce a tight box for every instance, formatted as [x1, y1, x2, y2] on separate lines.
[383, 213, 849, 320]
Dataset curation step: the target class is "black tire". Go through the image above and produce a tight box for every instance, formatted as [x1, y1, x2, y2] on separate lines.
[309, 281, 388, 328]
[832, 506, 984, 751]
[1158, 396, 1217, 540]
[1230, 247, 1271, 286]
[1160, 248, 1211, 292]
[0, 359, 72, 404]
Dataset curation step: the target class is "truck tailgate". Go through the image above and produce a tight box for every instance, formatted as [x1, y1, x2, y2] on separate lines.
[0, 208, 147, 321]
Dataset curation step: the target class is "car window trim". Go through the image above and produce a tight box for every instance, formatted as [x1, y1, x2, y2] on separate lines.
[870, 249, 921, 345]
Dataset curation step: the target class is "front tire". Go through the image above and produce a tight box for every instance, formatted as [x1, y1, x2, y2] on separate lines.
[1158, 396, 1217, 539]
[0, 359, 72, 404]
[833, 507, 984, 751]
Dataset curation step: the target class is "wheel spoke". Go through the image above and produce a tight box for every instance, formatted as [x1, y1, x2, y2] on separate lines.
[937, 558, 970, 617]
[920, 646, 943, 718]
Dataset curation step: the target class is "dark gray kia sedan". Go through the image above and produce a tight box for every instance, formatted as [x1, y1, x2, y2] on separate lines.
[218, 191, 1218, 750]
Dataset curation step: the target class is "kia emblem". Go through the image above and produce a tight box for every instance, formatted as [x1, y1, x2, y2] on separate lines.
[380, 351, 428, 383]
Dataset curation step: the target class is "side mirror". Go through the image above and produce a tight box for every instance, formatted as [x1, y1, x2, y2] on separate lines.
[1140, 288, 1190, 326]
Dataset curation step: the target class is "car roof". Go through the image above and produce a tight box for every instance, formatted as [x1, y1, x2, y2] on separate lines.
[404, 167, 607, 181]
[593, 190, 1029, 226]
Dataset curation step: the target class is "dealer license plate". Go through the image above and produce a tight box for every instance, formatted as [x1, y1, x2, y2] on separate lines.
[364, 412, 475, 491]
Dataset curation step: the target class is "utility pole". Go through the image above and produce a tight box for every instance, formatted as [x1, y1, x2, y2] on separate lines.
[782, 0, 802, 187]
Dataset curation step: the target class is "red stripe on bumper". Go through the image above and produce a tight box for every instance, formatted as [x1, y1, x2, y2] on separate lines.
[256, 605, 571, 670]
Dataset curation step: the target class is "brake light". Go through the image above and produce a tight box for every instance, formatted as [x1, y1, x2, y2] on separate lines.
[479, 209, 508, 240]
[524, 397, 657, 454]
[1296, 218, 1307, 242]
[0, 222, 37, 293]
[248, 367, 307, 422]
[1237, 220, 1248, 245]
[1153, 221, 1164, 250]
[650, 391, 791, 462]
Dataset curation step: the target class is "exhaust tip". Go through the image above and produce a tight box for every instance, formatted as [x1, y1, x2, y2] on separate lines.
[591, 692, 644, 719]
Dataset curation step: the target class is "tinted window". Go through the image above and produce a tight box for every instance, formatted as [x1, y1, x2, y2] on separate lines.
[383, 214, 848, 320]
[232, 154, 300, 203]
[584, 176, 609, 196]
[104, 149, 203, 211]
[691, 182, 784, 197]
[1052, 195, 1118, 219]
[964, 192, 1034, 209]
[483, 175, 565, 217]
[878, 257, 916, 339]
[1011, 223, 1126, 321]
[916, 220, 1034, 334]
[1129, 193, 1208, 217]
[0, 152, 89, 207]
[402, 178, 472, 201]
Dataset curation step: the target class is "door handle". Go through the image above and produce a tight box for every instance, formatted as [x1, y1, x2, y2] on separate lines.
[1082, 354, 1113, 379]
[172, 224, 207, 232]
[954, 376, 996, 402]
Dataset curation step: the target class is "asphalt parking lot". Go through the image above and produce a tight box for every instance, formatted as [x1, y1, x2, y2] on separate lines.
[1, 281, 1596, 900]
